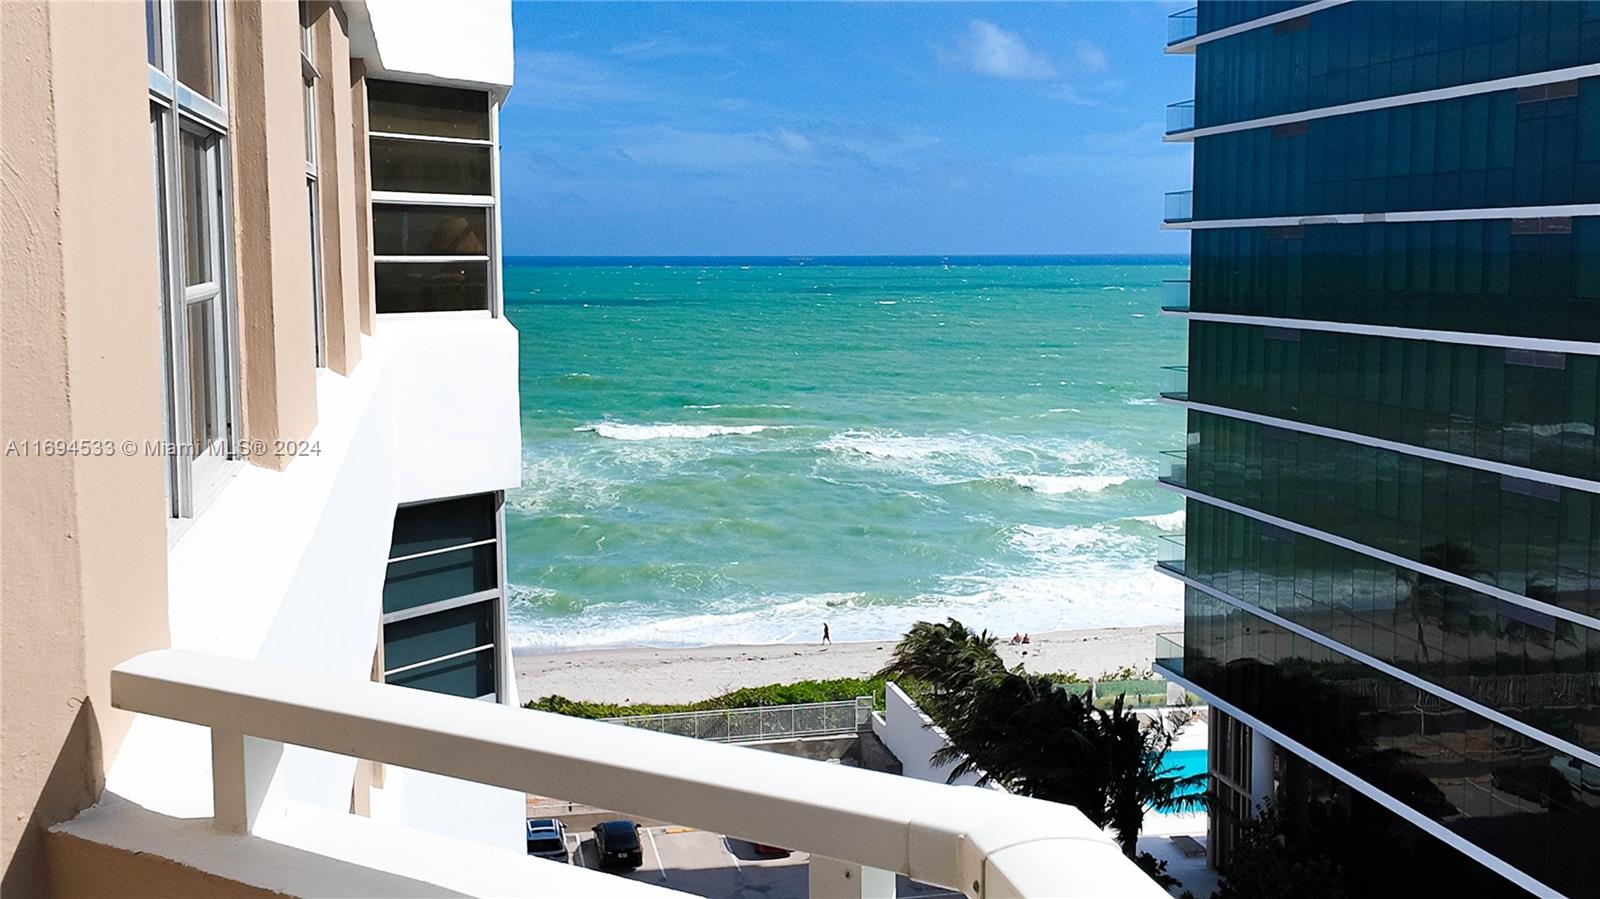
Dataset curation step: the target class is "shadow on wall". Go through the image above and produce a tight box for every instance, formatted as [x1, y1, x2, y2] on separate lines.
[5, 700, 103, 897]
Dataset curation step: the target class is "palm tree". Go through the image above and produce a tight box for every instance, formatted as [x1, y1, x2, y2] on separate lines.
[881, 619, 1206, 858]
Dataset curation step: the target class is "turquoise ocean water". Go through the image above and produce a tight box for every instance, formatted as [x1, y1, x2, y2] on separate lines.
[502, 257, 1188, 650]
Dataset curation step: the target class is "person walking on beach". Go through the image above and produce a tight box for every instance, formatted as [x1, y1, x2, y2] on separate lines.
[822, 622, 831, 645]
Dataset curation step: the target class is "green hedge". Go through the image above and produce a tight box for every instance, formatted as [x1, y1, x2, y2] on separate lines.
[526, 673, 1171, 719]
[525, 676, 894, 719]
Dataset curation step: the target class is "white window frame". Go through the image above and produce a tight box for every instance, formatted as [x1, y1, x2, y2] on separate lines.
[301, 1, 326, 366]
[148, 0, 239, 520]
[366, 80, 501, 317]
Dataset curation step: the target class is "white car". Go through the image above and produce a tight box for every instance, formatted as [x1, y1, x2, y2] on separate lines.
[525, 817, 569, 862]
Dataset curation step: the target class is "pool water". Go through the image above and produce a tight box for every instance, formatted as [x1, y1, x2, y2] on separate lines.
[1157, 749, 1208, 813]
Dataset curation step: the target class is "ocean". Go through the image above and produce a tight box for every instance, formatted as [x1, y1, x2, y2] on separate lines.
[501, 257, 1189, 650]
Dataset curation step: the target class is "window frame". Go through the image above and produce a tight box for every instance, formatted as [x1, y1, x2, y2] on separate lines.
[380, 492, 509, 702]
[148, 0, 239, 520]
[301, 1, 326, 366]
[366, 79, 501, 317]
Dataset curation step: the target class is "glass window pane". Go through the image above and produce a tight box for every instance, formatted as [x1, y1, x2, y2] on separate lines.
[185, 300, 220, 451]
[180, 131, 213, 286]
[373, 205, 489, 256]
[382, 544, 497, 614]
[304, 81, 316, 167]
[390, 494, 497, 558]
[384, 602, 493, 671]
[367, 81, 489, 140]
[375, 261, 489, 313]
[146, 0, 162, 68]
[173, 0, 218, 103]
[386, 648, 495, 699]
[369, 138, 491, 195]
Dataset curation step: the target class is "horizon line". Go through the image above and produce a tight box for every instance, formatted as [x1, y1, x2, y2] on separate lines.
[502, 252, 1190, 259]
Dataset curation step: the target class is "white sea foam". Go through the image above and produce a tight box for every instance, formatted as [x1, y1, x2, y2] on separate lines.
[1123, 397, 1158, 406]
[506, 519, 1183, 650]
[1009, 474, 1130, 494]
[579, 422, 773, 441]
[1130, 510, 1185, 531]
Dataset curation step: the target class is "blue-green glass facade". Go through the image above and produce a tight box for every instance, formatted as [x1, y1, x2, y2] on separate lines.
[1167, 3, 1600, 895]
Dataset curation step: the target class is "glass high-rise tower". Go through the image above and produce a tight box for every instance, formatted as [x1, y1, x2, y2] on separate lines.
[1156, 3, 1600, 897]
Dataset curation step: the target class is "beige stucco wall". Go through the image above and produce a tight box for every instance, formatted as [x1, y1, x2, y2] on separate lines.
[312, 2, 363, 374]
[1, 1, 172, 894]
[46, 831, 288, 899]
[349, 58, 376, 336]
[229, 0, 320, 468]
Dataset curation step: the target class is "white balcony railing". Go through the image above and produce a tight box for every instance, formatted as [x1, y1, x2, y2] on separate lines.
[111, 650, 1166, 899]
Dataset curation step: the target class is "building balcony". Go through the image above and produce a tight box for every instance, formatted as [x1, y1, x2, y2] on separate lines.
[1163, 190, 1193, 223]
[1155, 534, 1186, 577]
[1166, 7, 1198, 46]
[1158, 365, 1188, 401]
[1160, 279, 1189, 313]
[1153, 632, 1185, 679]
[1158, 450, 1188, 488]
[90, 649, 1168, 898]
[1165, 100, 1195, 135]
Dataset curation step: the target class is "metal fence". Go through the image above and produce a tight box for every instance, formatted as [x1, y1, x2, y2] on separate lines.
[601, 697, 876, 744]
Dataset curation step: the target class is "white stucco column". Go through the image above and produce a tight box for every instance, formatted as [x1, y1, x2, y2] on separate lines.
[809, 856, 896, 899]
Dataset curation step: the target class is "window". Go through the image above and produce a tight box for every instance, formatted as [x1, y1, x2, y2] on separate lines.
[381, 494, 506, 701]
[148, 0, 235, 517]
[301, 1, 325, 365]
[367, 80, 498, 314]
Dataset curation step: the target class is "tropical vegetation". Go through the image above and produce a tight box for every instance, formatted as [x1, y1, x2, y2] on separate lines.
[878, 618, 1206, 858]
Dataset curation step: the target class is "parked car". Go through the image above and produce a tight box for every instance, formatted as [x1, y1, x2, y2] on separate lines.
[591, 819, 643, 870]
[525, 817, 569, 862]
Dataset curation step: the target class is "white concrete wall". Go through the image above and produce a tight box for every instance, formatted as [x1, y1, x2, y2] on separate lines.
[379, 315, 522, 504]
[107, 319, 523, 852]
[872, 683, 988, 788]
[364, 0, 514, 92]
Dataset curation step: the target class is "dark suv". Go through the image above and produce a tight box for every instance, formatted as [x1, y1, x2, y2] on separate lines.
[591, 819, 643, 870]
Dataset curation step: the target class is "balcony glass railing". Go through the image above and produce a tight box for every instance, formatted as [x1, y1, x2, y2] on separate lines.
[1158, 450, 1187, 488]
[1155, 534, 1186, 575]
[1154, 632, 1185, 678]
[1158, 365, 1188, 401]
[1160, 279, 1189, 313]
[1163, 190, 1193, 223]
[1166, 100, 1195, 134]
[1167, 7, 1198, 44]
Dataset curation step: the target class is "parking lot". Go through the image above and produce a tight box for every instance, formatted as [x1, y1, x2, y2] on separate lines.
[558, 824, 962, 899]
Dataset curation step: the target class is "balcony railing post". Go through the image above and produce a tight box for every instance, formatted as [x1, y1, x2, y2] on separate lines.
[811, 856, 897, 899]
[210, 728, 282, 834]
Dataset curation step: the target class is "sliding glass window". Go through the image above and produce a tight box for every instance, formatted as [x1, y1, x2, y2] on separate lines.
[1182, 588, 1600, 898]
[1188, 322, 1600, 482]
[1194, 1, 1600, 128]
[1180, 500, 1600, 755]
[382, 493, 505, 700]
[301, 1, 325, 365]
[147, 0, 237, 517]
[1191, 78, 1600, 220]
[367, 81, 497, 314]
[1182, 411, 1600, 617]
[1190, 218, 1600, 342]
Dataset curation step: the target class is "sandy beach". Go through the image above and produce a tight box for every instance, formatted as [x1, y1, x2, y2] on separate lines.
[513, 623, 1179, 705]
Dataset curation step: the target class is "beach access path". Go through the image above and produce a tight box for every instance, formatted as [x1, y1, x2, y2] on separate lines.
[512, 623, 1179, 705]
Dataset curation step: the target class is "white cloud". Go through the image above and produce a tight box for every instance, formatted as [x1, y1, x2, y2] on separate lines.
[1072, 40, 1109, 73]
[941, 20, 1057, 80]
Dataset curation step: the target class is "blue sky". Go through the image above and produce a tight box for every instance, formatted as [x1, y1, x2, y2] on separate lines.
[500, 2, 1193, 256]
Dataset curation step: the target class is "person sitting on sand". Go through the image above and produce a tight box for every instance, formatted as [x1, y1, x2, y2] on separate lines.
[1021, 633, 1031, 644]
[1010, 633, 1022, 645]
[822, 622, 831, 645]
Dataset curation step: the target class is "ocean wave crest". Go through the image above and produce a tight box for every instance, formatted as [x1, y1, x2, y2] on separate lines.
[1008, 474, 1130, 495]
[579, 422, 773, 441]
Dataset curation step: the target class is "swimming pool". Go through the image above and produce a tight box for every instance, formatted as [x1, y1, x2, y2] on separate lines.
[1157, 749, 1208, 813]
